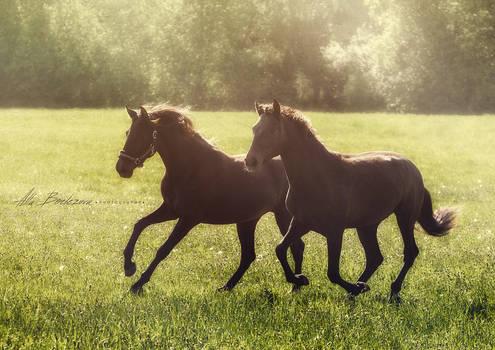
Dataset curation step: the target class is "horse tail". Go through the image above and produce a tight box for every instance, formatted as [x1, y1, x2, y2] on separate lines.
[417, 188, 457, 236]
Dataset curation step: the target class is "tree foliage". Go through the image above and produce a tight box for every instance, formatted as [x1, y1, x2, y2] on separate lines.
[352, 0, 495, 113]
[0, 0, 494, 112]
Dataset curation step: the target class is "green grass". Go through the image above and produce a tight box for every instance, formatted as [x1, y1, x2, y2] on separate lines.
[0, 109, 494, 349]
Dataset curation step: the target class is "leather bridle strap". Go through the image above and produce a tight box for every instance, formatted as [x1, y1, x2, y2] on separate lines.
[119, 130, 158, 168]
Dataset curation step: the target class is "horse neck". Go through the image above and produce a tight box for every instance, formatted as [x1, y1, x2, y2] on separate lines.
[280, 120, 343, 187]
[156, 129, 213, 173]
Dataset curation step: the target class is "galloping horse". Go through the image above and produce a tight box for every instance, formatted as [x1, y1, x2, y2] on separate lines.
[115, 104, 305, 293]
[245, 100, 456, 302]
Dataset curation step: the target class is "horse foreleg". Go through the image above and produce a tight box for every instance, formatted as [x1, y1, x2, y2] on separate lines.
[326, 229, 369, 297]
[130, 219, 196, 294]
[274, 207, 305, 277]
[275, 218, 309, 288]
[218, 219, 259, 291]
[123, 202, 177, 277]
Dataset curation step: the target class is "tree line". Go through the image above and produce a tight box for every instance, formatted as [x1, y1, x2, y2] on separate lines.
[1, 0, 494, 113]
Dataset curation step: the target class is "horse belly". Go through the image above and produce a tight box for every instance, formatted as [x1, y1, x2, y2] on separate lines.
[196, 179, 279, 224]
[203, 196, 274, 224]
[287, 184, 399, 231]
[345, 173, 421, 227]
[163, 158, 285, 225]
[345, 201, 397, 228]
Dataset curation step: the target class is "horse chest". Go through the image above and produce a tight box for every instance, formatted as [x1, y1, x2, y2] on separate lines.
[286, 185, 348, 231]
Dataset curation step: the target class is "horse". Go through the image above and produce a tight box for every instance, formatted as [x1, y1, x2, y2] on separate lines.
[244, 99, 456, 302]
[115, 104, 305, 293]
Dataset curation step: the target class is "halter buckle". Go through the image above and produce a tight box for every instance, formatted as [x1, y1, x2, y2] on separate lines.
[119, 129, 158, 168]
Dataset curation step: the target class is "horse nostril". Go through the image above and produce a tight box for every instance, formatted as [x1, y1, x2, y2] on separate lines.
[116, 162, 122, 173]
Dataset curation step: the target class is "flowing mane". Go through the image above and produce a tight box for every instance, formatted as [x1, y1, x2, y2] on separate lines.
[259, 103, 316, 137]
[147, 104, 195, 135]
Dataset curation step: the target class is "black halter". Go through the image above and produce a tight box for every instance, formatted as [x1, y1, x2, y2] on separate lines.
[119, 130, 158, 167]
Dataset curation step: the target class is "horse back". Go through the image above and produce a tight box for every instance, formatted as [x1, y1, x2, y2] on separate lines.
[342, 151, 425, 226]
[346, 151, 423, 192]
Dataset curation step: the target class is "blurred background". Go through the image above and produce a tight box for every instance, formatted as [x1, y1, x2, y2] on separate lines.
[1, 0, 494, 113]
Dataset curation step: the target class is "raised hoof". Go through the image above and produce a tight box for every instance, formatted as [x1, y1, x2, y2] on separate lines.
[124, 261, 137, 277]
[350, 282, 371, 297]
[293, 274, 309, 286]
[129, 283, 143, 295]
[357, 281, 370, 294]
[389, 293, 402, 304]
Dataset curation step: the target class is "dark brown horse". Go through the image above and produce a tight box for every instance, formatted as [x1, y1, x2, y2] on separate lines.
[245, 100, 456, 302]
[115, 104, 304, 293]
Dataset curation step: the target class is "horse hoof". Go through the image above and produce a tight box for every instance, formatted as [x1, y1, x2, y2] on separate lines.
[389, 293, 402, 304]
[356, 282, 370, 294]
[294, 274, 309, 286]
[129, 284, 143, 295]
[350, 282, 370, 297]
[290, 284, 303, 293]
[217, 285, 232, 292]
[124, 261, 136, 277]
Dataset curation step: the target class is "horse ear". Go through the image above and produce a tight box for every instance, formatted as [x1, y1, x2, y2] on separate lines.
[273, 99, 281, 116]
[126, 105, 138, 121]
[139, 106, 149, 119]
[254, 101, 263, 115]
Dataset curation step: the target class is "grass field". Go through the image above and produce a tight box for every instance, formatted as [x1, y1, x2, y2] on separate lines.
[0, 109, 494, 349]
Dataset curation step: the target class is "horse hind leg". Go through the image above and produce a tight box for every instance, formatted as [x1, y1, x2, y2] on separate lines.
[218, 219, 258, 291]
[356, 224, 383, 289]
[390, 213, 419, 303]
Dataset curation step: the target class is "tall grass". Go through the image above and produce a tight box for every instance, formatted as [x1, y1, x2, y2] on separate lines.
[0, 109, 493, 348]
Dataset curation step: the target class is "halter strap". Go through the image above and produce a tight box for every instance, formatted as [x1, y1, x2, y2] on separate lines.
[119, 130, 158, 168]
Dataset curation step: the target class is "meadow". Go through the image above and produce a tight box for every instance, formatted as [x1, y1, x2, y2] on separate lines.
[0, 109, 494, 349]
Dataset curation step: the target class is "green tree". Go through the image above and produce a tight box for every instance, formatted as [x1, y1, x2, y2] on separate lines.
[353, 0, 495, 113]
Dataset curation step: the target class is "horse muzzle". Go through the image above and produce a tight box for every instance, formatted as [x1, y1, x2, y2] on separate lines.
[115, 160, 134, 178]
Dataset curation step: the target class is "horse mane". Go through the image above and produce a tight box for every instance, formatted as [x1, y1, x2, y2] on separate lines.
[146, 103, 219, 149]
[259, 103, 316, 137]
[147, 104, 195, 135]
